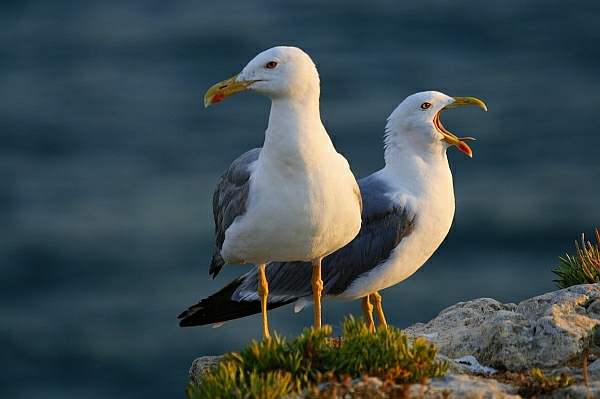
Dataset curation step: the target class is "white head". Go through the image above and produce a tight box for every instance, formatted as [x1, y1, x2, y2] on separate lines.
[204, 46, 320, 106]
[384, 91, 486, 159]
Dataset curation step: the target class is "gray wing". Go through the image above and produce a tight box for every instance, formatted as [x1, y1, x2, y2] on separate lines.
[209, 147, 261, 278]
[232, 173, 416, 301]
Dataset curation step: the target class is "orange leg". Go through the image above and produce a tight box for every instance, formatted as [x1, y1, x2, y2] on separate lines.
[361, 296, 375, 332]
[312, 258, 324, 329]
[370, 292, 387, 331]
[257, 263, 271, 339]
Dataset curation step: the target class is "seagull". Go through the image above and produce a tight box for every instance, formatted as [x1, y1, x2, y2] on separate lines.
[179, 46, 362, 339]
[179, 91, 486, 332]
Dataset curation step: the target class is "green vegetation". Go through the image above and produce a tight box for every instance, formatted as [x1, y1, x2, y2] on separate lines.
[552, 229, 600, 289]
[186, 316, 448, 399]
[329, 316, 446, 383]
[519, 368, 575, 397]
[491, 369, 576, 399]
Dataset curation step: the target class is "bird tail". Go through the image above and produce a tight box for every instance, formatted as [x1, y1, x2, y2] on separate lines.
[178, 275, 296, 327]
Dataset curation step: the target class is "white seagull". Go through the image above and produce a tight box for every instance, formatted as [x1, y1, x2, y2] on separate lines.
[179, 46, 362, 339]
[179, 91, 486, 332]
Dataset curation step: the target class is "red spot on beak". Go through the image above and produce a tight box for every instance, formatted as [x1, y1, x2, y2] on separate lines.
[458, 141, 473, 157]
[212, 93, 225, 104]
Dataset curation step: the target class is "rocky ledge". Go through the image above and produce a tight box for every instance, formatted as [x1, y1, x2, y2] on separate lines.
[190, 283, 600, 398]
[405, 283, 600, 398]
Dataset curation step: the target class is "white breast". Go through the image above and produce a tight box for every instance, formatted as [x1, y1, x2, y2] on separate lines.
[340, 159, 456, 300]
[221, 148, 362, 265]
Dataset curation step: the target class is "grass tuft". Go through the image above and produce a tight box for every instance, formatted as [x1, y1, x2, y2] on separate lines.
[187, 316, 448, 398]
[518, 368, 574, 397]
[329, 315, 447, 384]
[552, 229, 600, 289]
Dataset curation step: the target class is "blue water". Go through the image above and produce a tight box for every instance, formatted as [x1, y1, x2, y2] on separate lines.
[1, 1, 600, 398]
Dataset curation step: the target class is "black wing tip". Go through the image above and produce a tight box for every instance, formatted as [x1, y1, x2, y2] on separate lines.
[177, 275, 252, 327]
[178, 306, 201, 320]
[177, 275, 298, 328]
[209, 266, 223, 279]
[178, 300, 295, 328]
[209, 249, 225, 278]
[178, 316, 200, 327]
[178, 303, 207, 326]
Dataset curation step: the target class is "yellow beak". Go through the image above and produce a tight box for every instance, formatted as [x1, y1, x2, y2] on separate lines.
[446, 97, 487, 111]
[204, 74, 255, 108]
[437, 96, 487, 158]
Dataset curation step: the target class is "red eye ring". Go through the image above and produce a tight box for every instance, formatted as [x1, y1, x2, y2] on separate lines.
[265, 61, 278, 69]
[421, 102, 432, 110]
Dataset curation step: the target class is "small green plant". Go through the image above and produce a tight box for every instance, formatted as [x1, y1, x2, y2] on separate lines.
[188, 317, 448, 399]
[195, 326, 332, 399]
[552, 229, 600, 289]
[518, 368, 574, 397]
[328, 315, 448, 384]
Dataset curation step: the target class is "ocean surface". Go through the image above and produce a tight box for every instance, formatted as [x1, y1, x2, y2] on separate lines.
[1, 1, 600, 398]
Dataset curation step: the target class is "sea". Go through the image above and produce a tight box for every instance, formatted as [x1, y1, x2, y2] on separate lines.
[1, 1, 600, 398]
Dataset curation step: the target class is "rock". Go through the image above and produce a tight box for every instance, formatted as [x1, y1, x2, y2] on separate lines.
[588, 356, 600, 379]
[423, 375, 519, 399]
[405, 283, 600, 371]
[310, 375, 519, 399]
[189, 355, 222, 385]
[187, 284, 600, 398]
[551, 381, 600, 399]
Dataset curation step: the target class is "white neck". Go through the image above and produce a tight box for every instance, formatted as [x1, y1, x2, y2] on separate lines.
[261, 95, 333, 164]
[382, 141, 453, 198]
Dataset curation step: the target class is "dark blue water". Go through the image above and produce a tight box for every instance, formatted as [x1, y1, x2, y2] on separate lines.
[2, 1, 600, 398]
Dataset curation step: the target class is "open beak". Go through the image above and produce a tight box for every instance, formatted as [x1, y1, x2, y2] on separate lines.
[435, 97, 487, 158]
[204, 74, 256, 108]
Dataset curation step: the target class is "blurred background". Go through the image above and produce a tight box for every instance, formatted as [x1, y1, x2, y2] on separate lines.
[1, 1, 599, 398]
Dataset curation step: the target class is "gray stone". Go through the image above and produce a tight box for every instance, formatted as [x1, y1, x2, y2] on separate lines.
[421, 375, 520, 399]
[479, 310, 533, 370]
[405, 284, 600, 371]
[189, 355, 222, 385]
[405, 298, 517, 360]
[296, 375, 520, 399]
[588, 357, 600, 379]
[551, 381, 600, 399]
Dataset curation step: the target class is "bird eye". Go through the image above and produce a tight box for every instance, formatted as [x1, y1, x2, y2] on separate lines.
[265, 61, 278, 69]
[420, 102, 432, 110]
